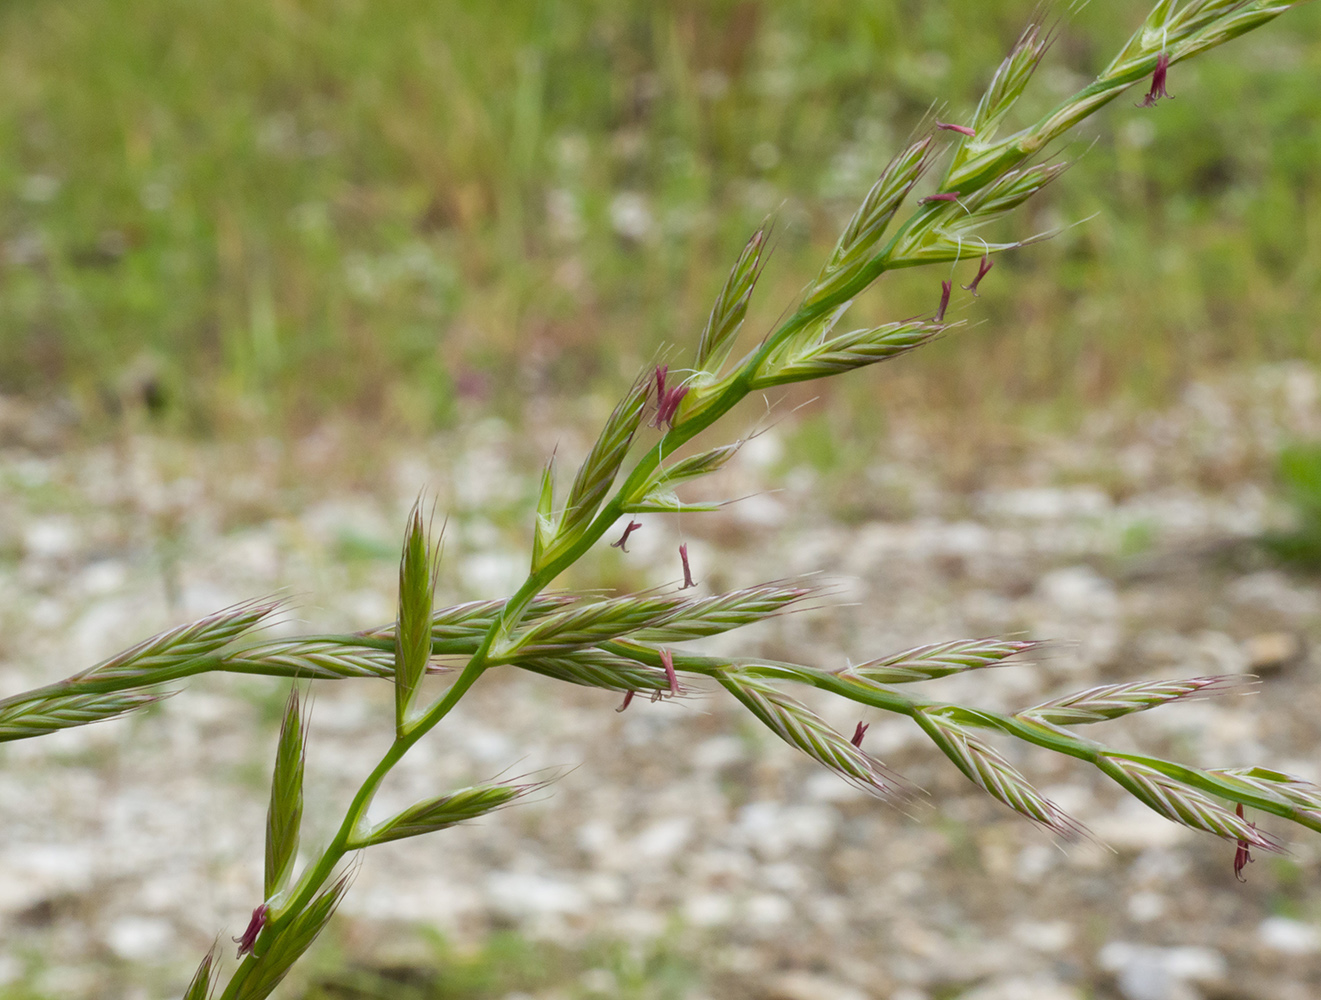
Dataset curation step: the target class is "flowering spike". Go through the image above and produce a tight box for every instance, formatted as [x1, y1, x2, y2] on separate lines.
[265, 687, 307, 898]
[660, 648, 679, 697]
[182, 944, 218, 1000]
[695, 223, 771, 370]
[1235, 803, 1255, 882]
[1138, 52, 1172, 108]
[719, 673, 912, 801]
[234, 903, 269, 957]
[851, 721, 869, 747]
[679, 543, 696, 589]
[395, 502, 439, 735]
[611, 519, 642, 552]
[936, 122, 976, 137]
[962, 254, 994, 296]
[935, 281, 952, 322]
[919, 191, 961, 204]
[806, 137, 931, 308]
[354, 782, 551, 848]
[616, 689, 636, 713]
[548, 372, 651, 568]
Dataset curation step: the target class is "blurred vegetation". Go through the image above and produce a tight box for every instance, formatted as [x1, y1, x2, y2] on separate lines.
[0, 0, 1318, 436]
[0, 929, 698, 1000]
[300, 930, 697, 1000]
[1263, 442, 1321, 567]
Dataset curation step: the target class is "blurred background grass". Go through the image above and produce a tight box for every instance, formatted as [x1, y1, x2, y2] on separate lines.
[0, 0, 1318, 438]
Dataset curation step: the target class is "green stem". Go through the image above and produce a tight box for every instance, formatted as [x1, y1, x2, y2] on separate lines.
[602, 642, 1321, 835]
[224, 563, 560, 1000]
[0, 658, 223, 712]
[220, 349, 784, 991]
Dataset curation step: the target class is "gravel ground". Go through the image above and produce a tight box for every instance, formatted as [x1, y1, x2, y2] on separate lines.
[2, 363, 1321, 1000]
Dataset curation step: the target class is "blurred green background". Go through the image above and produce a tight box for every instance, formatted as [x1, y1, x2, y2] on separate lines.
[1, 0, 1318, 436]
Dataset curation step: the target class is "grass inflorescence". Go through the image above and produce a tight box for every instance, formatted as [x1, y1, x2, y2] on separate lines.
[3, 4, 1320, 997]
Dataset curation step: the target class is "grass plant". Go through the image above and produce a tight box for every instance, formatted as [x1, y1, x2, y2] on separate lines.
[3, 3, 1320, 997]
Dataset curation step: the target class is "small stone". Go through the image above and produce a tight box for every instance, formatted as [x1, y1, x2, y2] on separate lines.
[1036, 565, 1119, 618]
[683, 893, 734, 928]
[1127, 892, 1166, 923]
[1098, 942, 1225, 1000]
[1011, 920, 1074, 953]
[1015, 844, 1058, 883]
[23, 517, 80, 560]
[1242, 632, 1302, 674]
[766, 971, 869, 1000]
[692, 735, 745, 770]
[1192, 630, 1249, 675]
[736, 802, 838, 858]
[958, 975, 1085, 1000]
[104, 915, 174, 962]
[743, 892, 792, 929]
[1091, 802, 1191, 851]
[1257, 916, 1321, 954]
[485, 872, 587, 921]
[733, 493, 786, 528]
[979, 486, 1111, 521]
[1162, 946, 1227, 983]
[580, 968, 617, 994]
[628, 816, 693, 863]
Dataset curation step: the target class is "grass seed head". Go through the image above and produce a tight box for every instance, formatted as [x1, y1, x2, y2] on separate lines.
[1101, 757, 1284, 853]
[182, 943, 219, 1000]
[265, 686, 307, 897]
[918, 710, 1088, 839]
[807, 137, 931, 308]
[221, 640, 398, 681]
[722, 673, 912, 801]
[359, 780, 550, 847]
[76, 598, 282, 685]
[845, 637, 1041, 684]
[695, 222, 772, 373]
[543, 371, 651, 567]
[395, 501, 440, 733]
[0, 690, 171, 742]
[518, 649, 681, 695]
[1019, 675, 1249, 727]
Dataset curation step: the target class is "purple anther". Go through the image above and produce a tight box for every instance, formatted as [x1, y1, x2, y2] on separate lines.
[653, 378, 689, 430]
[1234, 803, 1255, 883]
[962, 253, 993, 296]
[1138, 52, 1172, 108]
[660, 648, 679, 697]
[234, 904, 269, 958]
[919, 191, 960, 204]
[935, 280, 952, 322]
[851, 722, 869, 748]
[616, 689, 636, 713]
[679, 543, 696, 590]
[611, 519, 642, 552]
[936, 122, 976, 137]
